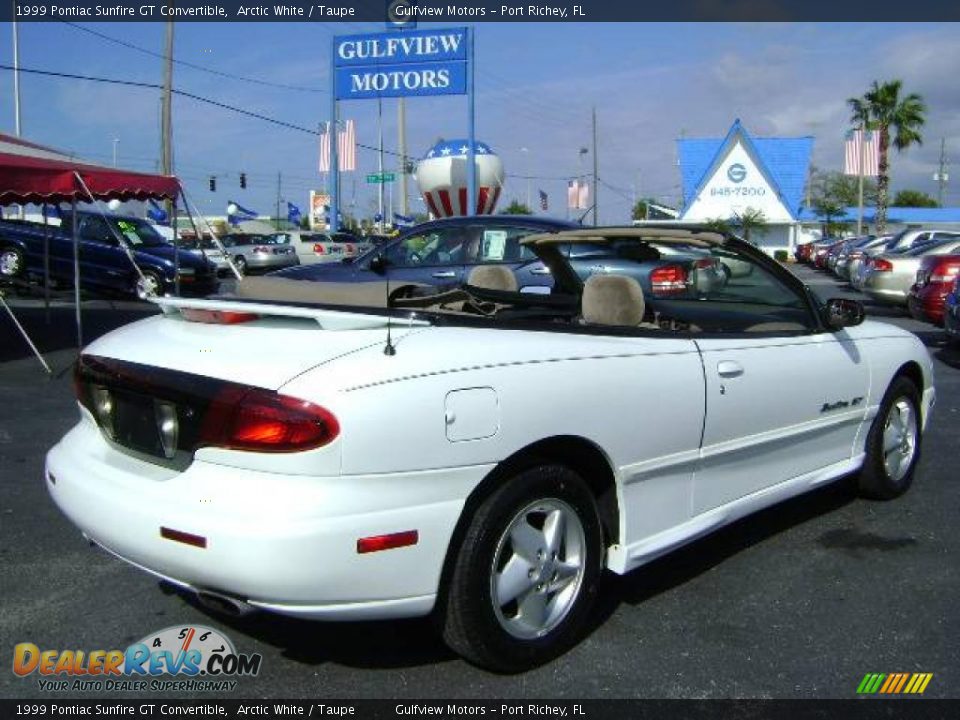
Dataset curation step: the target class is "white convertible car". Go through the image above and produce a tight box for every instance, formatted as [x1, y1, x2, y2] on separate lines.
[46, 226, 935, 672]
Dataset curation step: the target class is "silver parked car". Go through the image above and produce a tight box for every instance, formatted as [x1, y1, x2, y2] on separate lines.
[219, 233, 299, 275]
[271, 230, 374, 266]
[861, 235, 960, 305]
[845, 235, 892, 287]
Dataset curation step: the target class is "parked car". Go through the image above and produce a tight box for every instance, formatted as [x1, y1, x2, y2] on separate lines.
[814, 239, 845, 269]
[794, 242, 815, 263]
[219, 233, 299, 275]
[862, 237, 960, 306]
[272, 216, 579, 290]
[0, 211, 217, 299]
[886, 228, 960, 254]
[179, 234, 233, 276]
[846, 235, 893, 288]
[833, 235, 875, 279]
[272, 217, 729, 296]
[907, 254, 960, 325]
[47, 224, 934, 672]
[271, 230, 373, 266]
[944, 276, 960, 346]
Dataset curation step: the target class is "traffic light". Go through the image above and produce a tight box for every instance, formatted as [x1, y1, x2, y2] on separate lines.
[209, 176, 216, 192]
[240, 172, 247, 189]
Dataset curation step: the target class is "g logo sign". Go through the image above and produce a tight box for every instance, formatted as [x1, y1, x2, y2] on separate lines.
[387, 0, 416, 27]
[727, 163, 747, 183]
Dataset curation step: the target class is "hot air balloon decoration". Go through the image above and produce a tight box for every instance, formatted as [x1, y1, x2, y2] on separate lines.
[414, 139, 504, 217]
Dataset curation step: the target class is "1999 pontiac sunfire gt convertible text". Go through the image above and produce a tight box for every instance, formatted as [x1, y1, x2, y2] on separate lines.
[46, 226, 935, 672]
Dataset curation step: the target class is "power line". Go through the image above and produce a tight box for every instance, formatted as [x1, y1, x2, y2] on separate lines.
[0, 64, 405, 158]
[61, 22, 327, 94]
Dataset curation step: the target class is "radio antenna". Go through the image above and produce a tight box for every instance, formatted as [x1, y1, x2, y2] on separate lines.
[378, 253, 396, 356]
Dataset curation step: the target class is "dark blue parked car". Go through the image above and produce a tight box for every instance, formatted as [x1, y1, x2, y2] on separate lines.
[270, 216, 578, 291]
[0, 211, 217, 299]
[270, 216, 728, 297]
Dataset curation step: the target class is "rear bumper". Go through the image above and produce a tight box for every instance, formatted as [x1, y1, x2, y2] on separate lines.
[907, 287, 947, 325]
[862, 280, 908, 305]
[46, 416, 492, 620]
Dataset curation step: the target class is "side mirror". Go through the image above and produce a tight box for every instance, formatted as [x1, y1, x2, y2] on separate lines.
[823, 298, 865, 329]
[368, 253, 388, 275]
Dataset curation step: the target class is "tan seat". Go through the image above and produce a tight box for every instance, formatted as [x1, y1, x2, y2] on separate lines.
[466, 265, 519, 293]
[581, 274, 645, 326]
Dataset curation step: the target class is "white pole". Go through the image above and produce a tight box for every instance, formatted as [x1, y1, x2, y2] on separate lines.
[112, 138, 119, 168]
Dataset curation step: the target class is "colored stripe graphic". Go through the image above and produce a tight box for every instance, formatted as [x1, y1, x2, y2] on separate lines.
[857, 672, 932, 694]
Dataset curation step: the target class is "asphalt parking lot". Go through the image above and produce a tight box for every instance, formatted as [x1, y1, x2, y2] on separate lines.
[1, 264, 957, 699]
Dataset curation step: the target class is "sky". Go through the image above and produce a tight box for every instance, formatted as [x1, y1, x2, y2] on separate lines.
[1, 21, 959, 223]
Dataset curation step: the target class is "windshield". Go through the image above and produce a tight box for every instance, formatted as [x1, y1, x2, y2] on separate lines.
[111, 218, 167, 247]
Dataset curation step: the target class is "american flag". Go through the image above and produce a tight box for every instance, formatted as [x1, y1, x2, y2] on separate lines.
[539, 189, 548, 211]
[567, 180, 589, 209]
[844, 128, 879, 177]
[319, 119, 357, 173]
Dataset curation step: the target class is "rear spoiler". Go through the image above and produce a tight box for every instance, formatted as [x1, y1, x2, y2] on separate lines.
[151, 295, 431, 331]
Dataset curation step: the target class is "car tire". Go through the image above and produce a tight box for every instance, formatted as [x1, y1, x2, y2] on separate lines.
[440, 465, 603, 672]
[858, 376, 922, 500]
[134, 270, 164, 300]
[233, 255, 247, 276]
[0, 246, 25, 278]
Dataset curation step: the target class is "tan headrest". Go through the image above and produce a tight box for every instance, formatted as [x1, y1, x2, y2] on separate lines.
[581, 274, 645, 326]
[466, 265, 519, 292]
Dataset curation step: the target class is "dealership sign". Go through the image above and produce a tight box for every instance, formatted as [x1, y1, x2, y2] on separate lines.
[334, 28, 468, 99]
[683, 140, 792, 222]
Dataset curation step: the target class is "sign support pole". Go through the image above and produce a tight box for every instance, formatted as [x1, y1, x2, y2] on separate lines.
[467, 28, 477, 216]
[330, 41, 340, 232]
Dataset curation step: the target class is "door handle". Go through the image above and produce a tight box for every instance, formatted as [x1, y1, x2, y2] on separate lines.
[432, 271, 457, 278]
[529, 267, 552, 275]
[717, 360, 744, 378]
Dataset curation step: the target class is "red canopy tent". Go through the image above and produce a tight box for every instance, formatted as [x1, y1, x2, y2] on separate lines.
[0, 132, 185, 371]
[0, 132, 180, 204]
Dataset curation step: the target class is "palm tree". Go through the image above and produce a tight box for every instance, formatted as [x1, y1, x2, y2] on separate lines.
[732, 207, 768, 245]
[847, 80, 926, 232]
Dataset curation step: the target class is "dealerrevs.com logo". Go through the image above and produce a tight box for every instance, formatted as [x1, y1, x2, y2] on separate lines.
[13, 625, 262, 692]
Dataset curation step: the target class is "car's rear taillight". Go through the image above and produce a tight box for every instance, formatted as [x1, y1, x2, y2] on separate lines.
[180, 308, 259, 324]
[650, 264, 688, 294]
[872, 258, 893, 272]
[313, 243, 326, 254]
[930, 259, 960, 284]
[199, 387, 339, 453]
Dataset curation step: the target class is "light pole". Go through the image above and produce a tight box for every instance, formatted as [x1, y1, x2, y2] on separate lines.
[520, 147, 530, 210]
[112, 138, 119, 168]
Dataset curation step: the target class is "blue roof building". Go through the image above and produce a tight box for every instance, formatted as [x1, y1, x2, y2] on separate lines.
[676, 120, 816, 253]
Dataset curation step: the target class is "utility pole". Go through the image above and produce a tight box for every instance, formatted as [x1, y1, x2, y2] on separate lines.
[398, 97, 409, 217]
[161, 17, 175, 218]
[935, 138, 949, 207]
[591, 106, 599, 226]
[377, 96, 385, 232]
[276, 172, 282, 230]
[12, 21, 22, 137]
[13, 20, 23, 218]
[521, 147, 530, 210]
